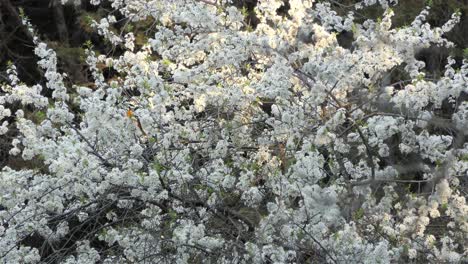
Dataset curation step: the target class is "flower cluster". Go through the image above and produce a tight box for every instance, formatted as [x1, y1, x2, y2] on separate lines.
[0, 0, 467, 263]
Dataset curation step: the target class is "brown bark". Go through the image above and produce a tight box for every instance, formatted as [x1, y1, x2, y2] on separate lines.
[50, 0, 68, 43]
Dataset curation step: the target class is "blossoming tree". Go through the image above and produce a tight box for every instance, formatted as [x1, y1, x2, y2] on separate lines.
[0, 0, 467, 263]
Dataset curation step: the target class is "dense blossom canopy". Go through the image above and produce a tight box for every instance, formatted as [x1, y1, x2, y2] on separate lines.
[0, 0, 467, 263]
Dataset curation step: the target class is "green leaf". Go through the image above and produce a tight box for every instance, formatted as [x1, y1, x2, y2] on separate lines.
[18, 7, 25, 18]
[241, 6, 249, 18]
[351, 23, 359, 36]
[152, 161, 167, 174]
[168, 210, 178, 221]
[162, 58, 172, 67]
[402, 244, 409, 254]
[353, 208, 364, 220]
[83, 40, 93, 50]
[463, 48, 468, 58]
[441, 203, 448, 211]
[35, 111, 47, 123]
